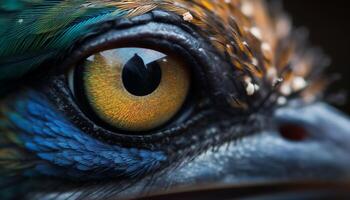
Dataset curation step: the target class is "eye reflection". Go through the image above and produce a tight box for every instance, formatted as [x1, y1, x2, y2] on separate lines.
[72, 47, 191, 132]
[122, 53, 162, 96]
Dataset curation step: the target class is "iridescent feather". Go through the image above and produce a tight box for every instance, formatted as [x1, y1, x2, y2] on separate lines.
[0, 0, 127, 82]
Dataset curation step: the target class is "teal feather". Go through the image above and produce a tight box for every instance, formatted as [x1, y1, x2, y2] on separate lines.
[0, 0, 29, 11]
[0, 0, 128, 83]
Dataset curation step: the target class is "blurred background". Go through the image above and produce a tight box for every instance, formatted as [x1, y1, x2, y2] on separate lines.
[274, 0, 350, 114]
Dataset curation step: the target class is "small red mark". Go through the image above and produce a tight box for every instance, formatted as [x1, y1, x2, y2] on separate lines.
[279, 124, 309, 141]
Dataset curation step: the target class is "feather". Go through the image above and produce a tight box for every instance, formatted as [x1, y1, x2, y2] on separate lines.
[0, 0, 127, 82]
[0, 90, 166, 178]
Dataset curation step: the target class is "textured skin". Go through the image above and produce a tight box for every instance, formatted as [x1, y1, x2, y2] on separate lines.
[0, 90, 166, 178]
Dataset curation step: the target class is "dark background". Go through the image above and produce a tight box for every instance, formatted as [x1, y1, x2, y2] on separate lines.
[275, 1, 349, 114]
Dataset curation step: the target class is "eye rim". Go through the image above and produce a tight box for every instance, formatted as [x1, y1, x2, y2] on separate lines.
[70, 46, 196, 135]
[47, 37, 213, 145]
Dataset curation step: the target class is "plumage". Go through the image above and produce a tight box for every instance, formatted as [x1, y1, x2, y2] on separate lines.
[0, 90, 166, 178]
[0, 0, 127, 82]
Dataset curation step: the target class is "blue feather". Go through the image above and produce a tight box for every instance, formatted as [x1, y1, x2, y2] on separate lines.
[1, 90, 167, 179]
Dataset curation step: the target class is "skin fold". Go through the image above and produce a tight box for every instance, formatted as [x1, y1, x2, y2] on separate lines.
[0, 0, 349, 199]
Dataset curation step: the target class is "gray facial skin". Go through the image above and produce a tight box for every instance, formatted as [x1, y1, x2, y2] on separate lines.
[141, 103, 350, 199]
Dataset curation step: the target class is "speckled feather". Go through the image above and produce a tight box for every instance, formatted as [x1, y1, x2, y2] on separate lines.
[0, 0, 326, 102]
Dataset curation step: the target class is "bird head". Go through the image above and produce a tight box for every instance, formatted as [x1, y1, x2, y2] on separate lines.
[0, 0, 349, 199]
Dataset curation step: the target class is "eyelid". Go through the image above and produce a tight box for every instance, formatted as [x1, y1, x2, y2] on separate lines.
[60, 22, 204, 71]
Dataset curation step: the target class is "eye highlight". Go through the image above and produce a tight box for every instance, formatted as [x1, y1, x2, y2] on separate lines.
[72, 47, 191, 132]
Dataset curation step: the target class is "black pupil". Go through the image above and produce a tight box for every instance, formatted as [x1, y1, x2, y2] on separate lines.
[122, 54, 162, 96]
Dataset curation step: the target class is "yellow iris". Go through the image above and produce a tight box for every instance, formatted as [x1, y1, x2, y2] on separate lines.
[82, 48, 190, 132]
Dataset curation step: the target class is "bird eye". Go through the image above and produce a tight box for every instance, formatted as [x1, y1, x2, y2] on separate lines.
[69, 47, 191, 132]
